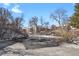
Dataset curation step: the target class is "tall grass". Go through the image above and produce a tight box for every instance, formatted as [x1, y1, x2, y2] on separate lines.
[53, 28, 77, 43]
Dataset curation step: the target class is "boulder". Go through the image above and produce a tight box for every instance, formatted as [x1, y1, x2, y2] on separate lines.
[23, 38, 61, 49]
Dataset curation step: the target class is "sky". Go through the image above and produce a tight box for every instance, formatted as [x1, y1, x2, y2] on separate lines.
[0, 3, 75, 28]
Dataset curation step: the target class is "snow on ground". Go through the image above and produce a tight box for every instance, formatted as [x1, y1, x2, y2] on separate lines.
[1, 41, 79, 56]
[5, 43, 26, 50]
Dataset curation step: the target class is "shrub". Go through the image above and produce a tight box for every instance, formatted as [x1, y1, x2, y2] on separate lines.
[53, 28, 77, 43]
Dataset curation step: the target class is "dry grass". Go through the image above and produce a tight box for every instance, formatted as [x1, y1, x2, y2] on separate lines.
[53, 28, 77, 43]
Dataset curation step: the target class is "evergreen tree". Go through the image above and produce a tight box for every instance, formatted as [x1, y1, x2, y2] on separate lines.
[70, 3, 79, 28]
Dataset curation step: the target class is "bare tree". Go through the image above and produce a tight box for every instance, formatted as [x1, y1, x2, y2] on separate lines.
[0, 7, 13, 27]
[50, 9, 68, 27]
[44, 22, 49, 29]
[29, 16, 38, 34]
[51, 24, 56, 30]
[40, 16, 44, 27]
[0, 7, 14, 40]
[15, 17, 23, 30]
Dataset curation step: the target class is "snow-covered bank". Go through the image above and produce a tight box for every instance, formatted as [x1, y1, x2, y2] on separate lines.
[0, 42, 79, 56]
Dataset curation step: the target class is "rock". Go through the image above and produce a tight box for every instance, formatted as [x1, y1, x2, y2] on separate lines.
[70, 37, 79, 45]
[23, 38, 60, 49]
